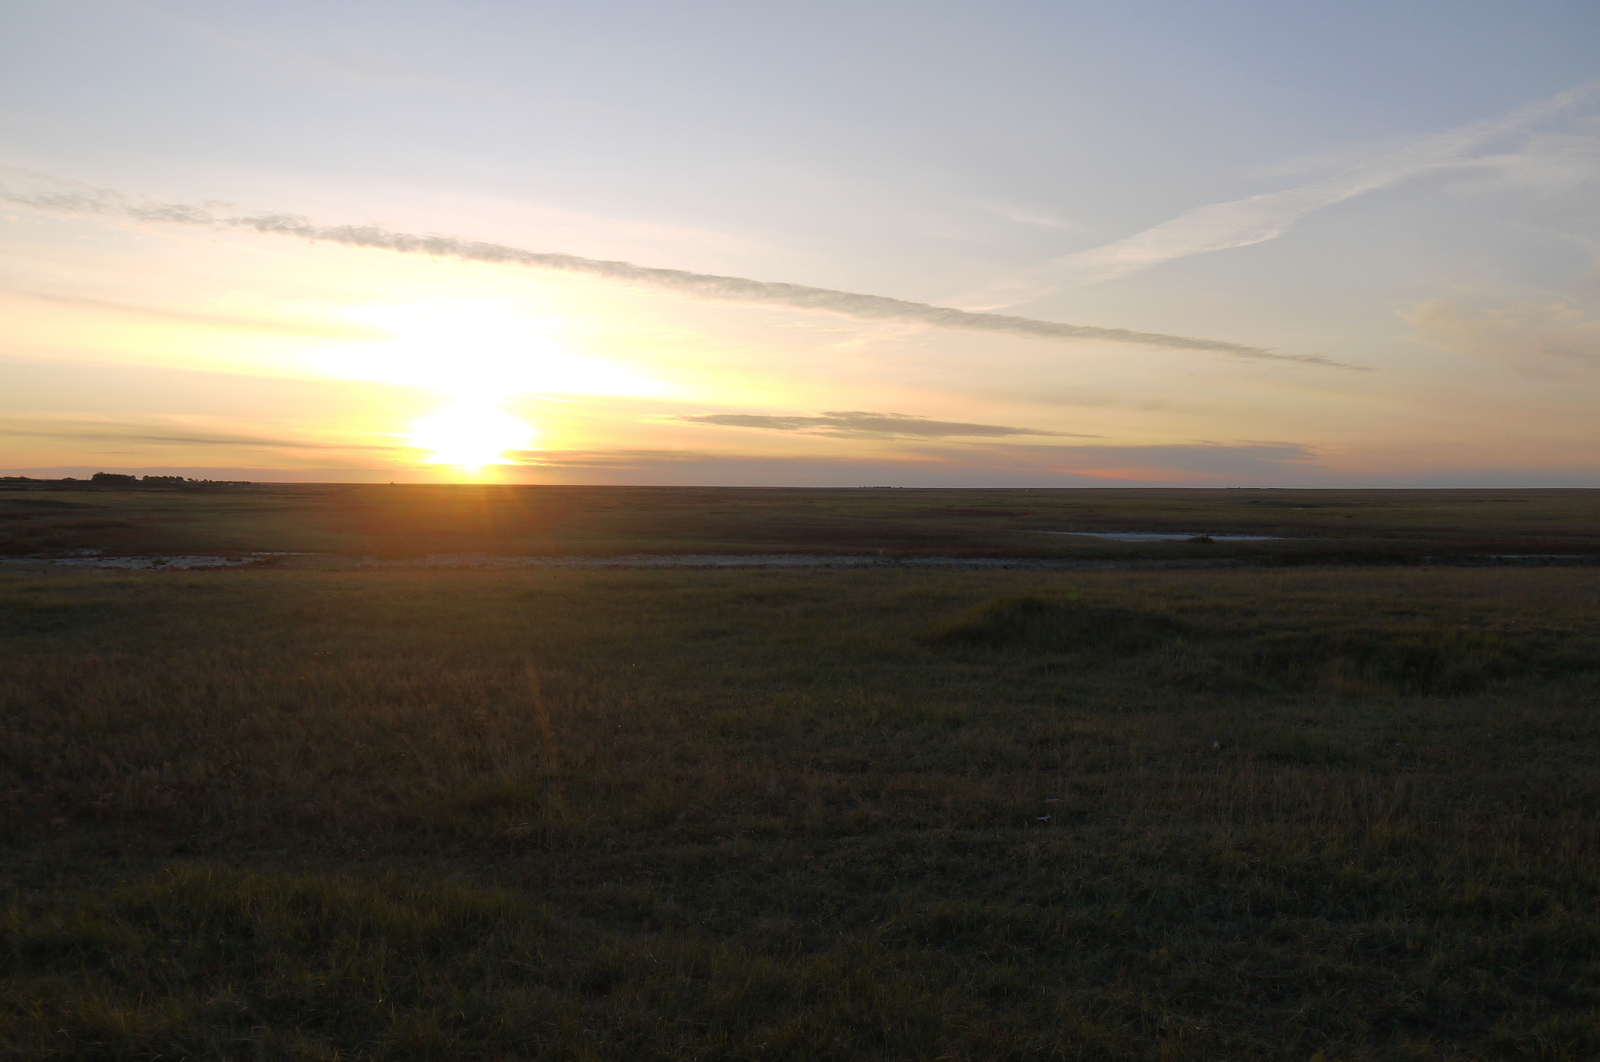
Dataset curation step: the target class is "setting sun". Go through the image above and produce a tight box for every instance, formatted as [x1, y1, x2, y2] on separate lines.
[408, 401, 536, 471]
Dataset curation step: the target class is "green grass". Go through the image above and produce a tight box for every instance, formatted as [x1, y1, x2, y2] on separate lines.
[4, 565, 1600, 1058]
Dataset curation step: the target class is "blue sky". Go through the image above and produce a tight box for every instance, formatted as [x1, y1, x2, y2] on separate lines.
[3, 0, 1599, 484]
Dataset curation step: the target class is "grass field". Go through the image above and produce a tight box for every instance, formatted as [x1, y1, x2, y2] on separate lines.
[5, 530, 1600, 1059]
[4, 483, 1600, 563]
[4, 487, 1600, 1058]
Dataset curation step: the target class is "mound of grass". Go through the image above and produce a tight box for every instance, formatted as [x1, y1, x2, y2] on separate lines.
[917, 592, 1598, 699]
[917, 594, 1184, 655]
[1243, 625, 1594, 695]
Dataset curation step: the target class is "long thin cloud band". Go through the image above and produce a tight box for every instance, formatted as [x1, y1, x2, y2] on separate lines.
[966, 78, 1600, 304]
[1, 172, 1355, 369]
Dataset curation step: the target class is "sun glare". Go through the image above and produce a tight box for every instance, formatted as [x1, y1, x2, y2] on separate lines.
[315, 303, 671, 402]
[291, 301, 678, 474]
[408, 401, 536, 471]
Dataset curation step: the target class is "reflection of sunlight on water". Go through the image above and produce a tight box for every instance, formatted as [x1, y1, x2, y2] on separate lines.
[409, 402, 535, 471]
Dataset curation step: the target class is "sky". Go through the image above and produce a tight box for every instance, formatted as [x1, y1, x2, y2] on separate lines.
[3, 0, 1599, 486]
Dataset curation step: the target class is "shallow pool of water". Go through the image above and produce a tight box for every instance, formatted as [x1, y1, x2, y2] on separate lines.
[1031, 531, 1281, 542]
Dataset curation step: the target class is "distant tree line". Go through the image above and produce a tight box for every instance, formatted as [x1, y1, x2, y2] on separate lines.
[0, 474, 256, 491]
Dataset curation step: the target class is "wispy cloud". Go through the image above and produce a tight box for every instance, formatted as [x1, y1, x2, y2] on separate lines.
[977, 202, 1079, 230]
[680, 410, 1096, 439]
[0, 169, 1353, 369]
[0, 417, 399, 453]
[966, 80, 1600, 306]
[2, 288, 387, 339]
[507, 449, 708, 469]
[508, 439, 1320, 481]
[1406, 294, 1600, 374]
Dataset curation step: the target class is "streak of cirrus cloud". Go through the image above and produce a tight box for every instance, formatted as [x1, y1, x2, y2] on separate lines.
[0, 170, 1352, 369]
[964, 79, 1600, 308]
[679, 410, 1099, 439]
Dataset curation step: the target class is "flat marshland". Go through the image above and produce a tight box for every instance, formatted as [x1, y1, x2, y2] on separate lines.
[4, 488, 1600, 1059]
[5, 483, 1600, 562]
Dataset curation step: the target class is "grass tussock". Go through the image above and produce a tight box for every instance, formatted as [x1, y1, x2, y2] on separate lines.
[916, 589, 1596, 698]
[916, 594, 1185, 654]
[3, 565, 1600, 1059]
[1241, 625, 1560, 695]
